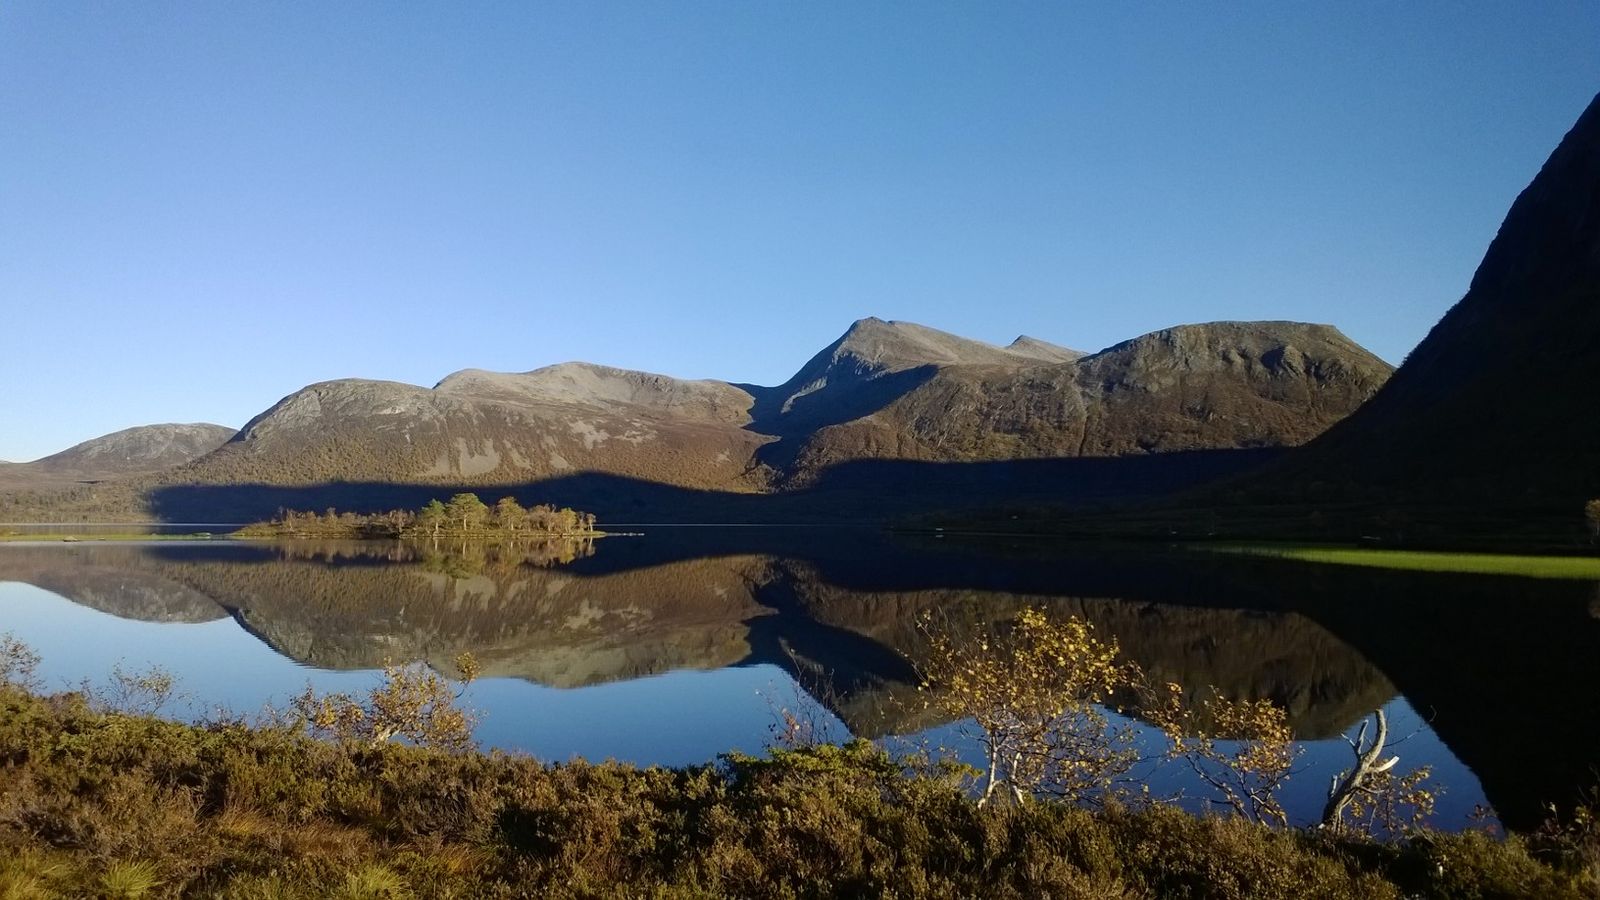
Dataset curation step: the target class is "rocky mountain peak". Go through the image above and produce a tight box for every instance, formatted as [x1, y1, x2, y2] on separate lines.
[1005, 335, 1084, 363]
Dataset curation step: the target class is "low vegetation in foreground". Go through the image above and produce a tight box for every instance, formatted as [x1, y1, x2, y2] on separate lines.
[236, 493, 599, 540]
[0, 623, 1595, 899]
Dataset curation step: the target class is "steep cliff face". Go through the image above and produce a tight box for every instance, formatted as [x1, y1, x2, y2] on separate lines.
[1262, 92, 1600, 509]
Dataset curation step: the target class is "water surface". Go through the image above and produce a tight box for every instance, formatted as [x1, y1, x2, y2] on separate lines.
[1, 530, 1595, 831]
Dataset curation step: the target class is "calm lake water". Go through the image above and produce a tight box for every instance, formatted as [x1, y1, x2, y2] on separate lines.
[1, 529, 1595, 831]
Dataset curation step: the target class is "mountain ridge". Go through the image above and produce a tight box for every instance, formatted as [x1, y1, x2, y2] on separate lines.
[1, 317, 1393, 519]
[168, 317, 1390, 494]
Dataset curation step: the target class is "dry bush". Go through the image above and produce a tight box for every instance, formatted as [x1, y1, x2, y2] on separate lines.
[0, 633, 40, 691]
[292, 654, 480, 752]
[88, 663, 179, 717]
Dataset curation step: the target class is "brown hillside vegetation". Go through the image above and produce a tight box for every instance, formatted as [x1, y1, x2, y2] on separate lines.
[780, 321, 1388, 479]
[0, 317, 1391, 521]
[135, 319, 1389, 499]
[0, 674, 1592, 897]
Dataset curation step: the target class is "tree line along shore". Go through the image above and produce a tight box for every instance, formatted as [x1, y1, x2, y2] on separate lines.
[236, 492, 599, 540]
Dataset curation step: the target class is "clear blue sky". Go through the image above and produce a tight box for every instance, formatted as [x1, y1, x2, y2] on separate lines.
[2, 3, 1597, 461]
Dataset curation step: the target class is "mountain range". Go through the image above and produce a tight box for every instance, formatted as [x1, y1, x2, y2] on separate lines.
[0, 318, 1392, 520]
[17, 87, 1598, 531]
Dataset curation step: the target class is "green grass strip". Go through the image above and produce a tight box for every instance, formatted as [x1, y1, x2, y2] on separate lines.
[1207, 543, 1600, 580]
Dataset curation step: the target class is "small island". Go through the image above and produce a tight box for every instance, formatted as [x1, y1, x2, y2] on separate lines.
[236, 492, 600, 540]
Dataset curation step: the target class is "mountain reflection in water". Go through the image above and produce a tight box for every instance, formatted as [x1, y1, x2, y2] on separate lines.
[0, 529, 1594, 831]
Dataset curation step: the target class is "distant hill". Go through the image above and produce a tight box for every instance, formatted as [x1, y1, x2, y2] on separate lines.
[1242, 91, 1600, 516]
[182, 366, 773, 492]
[143, 318, 1389, 500]
[0, 424, 235, 488]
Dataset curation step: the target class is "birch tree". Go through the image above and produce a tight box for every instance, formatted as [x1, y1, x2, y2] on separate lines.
[917, 609, 1143, 806]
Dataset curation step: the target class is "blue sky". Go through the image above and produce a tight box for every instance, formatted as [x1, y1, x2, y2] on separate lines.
[2, 3, 1597, 461]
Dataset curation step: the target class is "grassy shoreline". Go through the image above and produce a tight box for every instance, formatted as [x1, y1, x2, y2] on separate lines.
[0, 532, 226, 543]
[0, 684, 1593, 898]
[1199, 542, 1600, 580]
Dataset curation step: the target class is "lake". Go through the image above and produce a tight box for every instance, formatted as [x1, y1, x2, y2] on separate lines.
[1, 528, 1595, 832]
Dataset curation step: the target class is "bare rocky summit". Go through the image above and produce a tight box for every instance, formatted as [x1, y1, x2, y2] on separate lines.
[774, 320, 1390, 479]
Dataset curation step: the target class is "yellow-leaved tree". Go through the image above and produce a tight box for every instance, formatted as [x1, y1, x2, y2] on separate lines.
[917, 608, 1144, 806]
[292, 653, 481, 752]
[1152, 687, 1300, 827]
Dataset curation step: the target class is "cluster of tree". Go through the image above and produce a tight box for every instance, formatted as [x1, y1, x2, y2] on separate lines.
[0, 482, 148, 522]
[1586, 499, 1600, 542]
[413, 493, 598, 539]
[237, 507, 414, 539]
[913, 608, 1437, 835]
[238, 492, 598, 540]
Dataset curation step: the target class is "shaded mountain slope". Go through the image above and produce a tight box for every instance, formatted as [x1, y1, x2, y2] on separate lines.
[1251, 91, 1600, 512]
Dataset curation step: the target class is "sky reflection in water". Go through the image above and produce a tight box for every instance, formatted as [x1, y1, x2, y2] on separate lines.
[1, 534, 1592, 832]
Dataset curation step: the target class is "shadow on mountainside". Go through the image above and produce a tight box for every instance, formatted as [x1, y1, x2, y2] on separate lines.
[145, 448, 1282, 525]
[736, 364, 943, 473]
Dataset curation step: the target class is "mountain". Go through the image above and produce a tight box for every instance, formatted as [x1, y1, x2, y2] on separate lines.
[767, 320, 1392, 479]
[1005, 335, 1085, 363]
[0, 423, 235, 487]
[1248, 91, 1600, 514]
[0, 318, 1391, 520]
[181, 367, 773, 492]
[153, 318, 1387, 500]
